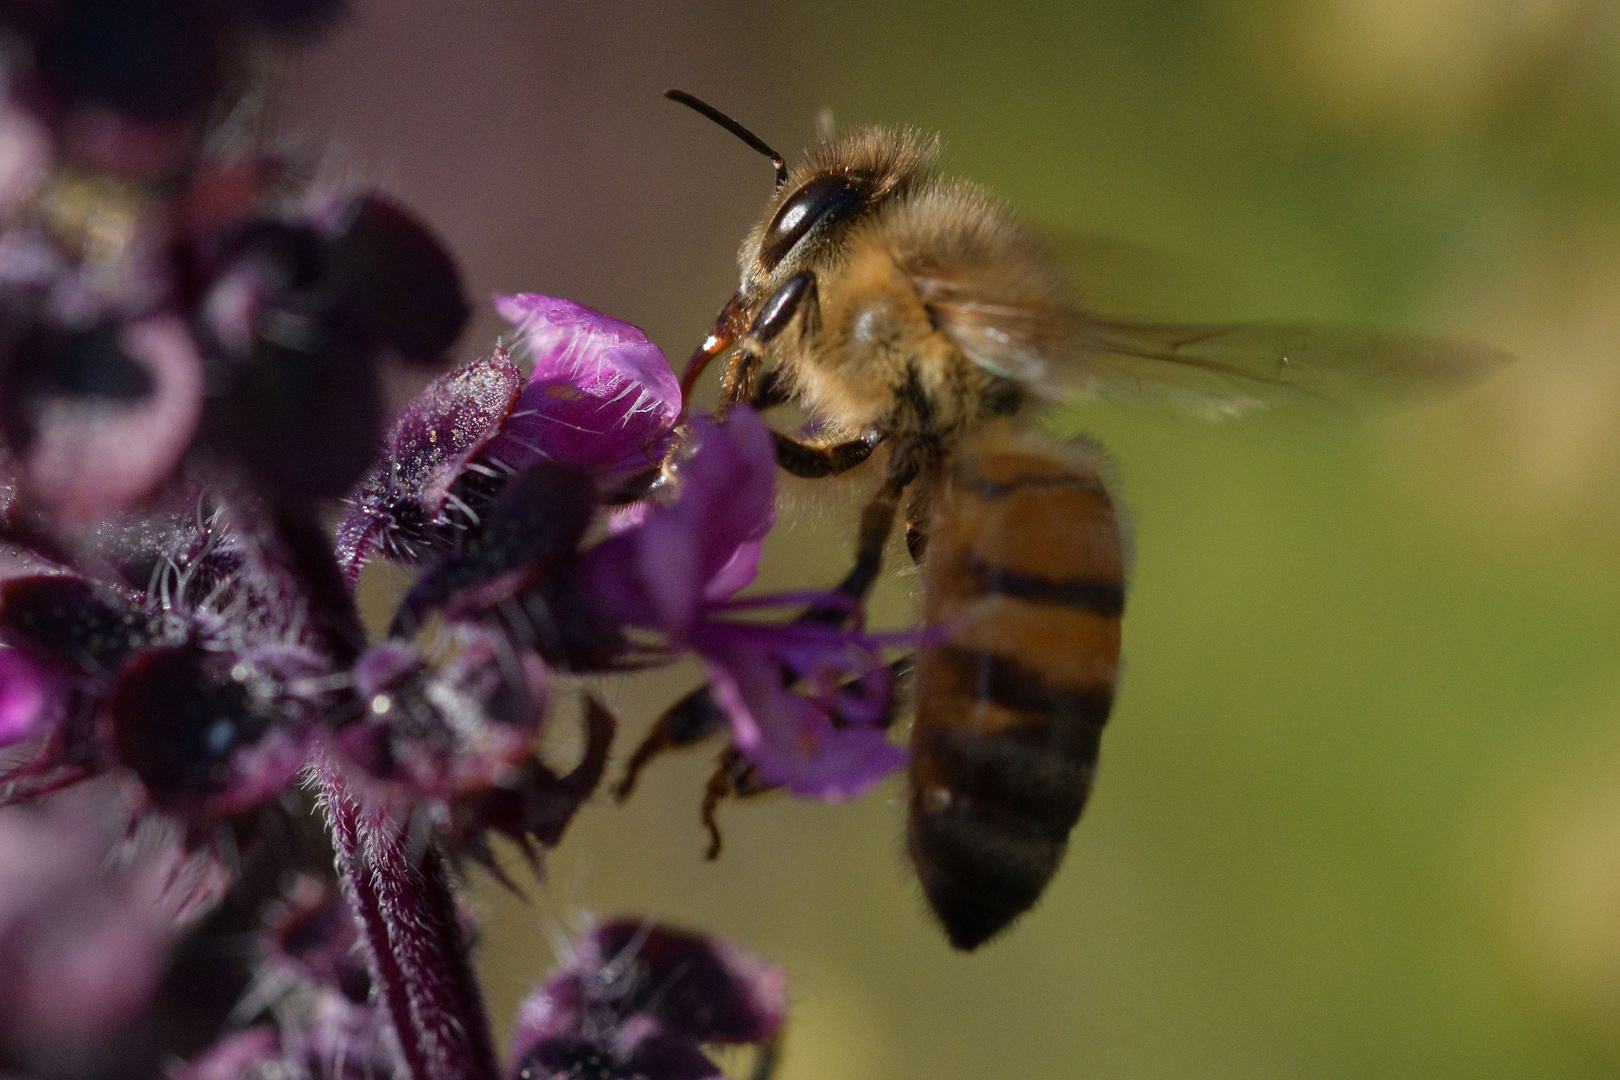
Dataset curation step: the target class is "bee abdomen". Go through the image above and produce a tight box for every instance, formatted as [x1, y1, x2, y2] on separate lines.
[909, 439, 1124, 950]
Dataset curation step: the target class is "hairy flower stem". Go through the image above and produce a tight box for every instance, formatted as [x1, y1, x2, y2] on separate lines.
[318, 758, 500, 1080]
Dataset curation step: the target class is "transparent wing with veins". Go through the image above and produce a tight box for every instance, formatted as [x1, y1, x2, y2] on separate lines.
[915, 274, 1513, 418]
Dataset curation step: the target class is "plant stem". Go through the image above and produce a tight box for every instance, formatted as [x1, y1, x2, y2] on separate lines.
[318, 757, 501, 1080]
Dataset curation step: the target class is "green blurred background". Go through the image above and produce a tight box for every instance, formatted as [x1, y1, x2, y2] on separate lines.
[291, 1, 1620, 1076]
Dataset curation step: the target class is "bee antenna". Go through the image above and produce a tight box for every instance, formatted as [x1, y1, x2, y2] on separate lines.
[665, 89, 788, 188]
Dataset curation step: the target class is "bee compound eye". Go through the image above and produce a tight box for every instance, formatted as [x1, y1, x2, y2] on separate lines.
[758, 173, 865, 270]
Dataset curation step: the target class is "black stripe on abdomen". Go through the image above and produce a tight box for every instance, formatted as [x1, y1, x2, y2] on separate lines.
[934, 644, 1115, 726]
[965, 558, 1125, 616]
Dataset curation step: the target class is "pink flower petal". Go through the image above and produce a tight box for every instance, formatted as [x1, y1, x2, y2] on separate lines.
[700, 624, 905, 801]
[488, 294, 679, 479]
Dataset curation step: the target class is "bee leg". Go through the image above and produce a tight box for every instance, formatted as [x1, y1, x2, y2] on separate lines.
[771, 430, 884, 478]
[747, 365, 794, 412]
[749, 271, 818, 346]
[903, 473, 936, 562]
[875, 654, 916, 728]
[802, 444, 925, 624]
[701, 744, 773, 860]
[720, 272, 820, 409]
[748, 1034, 784, 1080]
[612, 683, 732, 803]
[719, 349, 762, 408]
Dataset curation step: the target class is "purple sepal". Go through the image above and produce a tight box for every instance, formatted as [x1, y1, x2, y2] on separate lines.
[487, 294, 679, 485]
[514, 1035, 723, 1080]
[336, 349, 524, 584]
[510, 919, 784, 1080]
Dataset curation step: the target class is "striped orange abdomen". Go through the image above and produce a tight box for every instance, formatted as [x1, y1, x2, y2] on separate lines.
[908, 439, 1125, 950]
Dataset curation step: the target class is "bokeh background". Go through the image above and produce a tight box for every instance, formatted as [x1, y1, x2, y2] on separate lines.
[281, 2, 1620, 1076]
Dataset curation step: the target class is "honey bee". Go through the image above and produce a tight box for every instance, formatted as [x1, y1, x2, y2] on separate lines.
[622, 91, 1508, 950]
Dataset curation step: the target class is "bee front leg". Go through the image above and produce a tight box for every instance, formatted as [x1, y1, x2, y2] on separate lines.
[719, 349, 762, 409]
[747, 365, 794, 412]
[720, 271, 820, 409]
[772, 430, 884, 478]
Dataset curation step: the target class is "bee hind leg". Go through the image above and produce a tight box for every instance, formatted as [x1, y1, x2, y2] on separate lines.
[721, 272, 820, 409]
[701, 745, 773, 860]
[612, 683, 732, 803]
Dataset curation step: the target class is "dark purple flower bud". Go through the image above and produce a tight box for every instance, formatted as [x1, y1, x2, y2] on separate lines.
[107, 643, 305, 814]
[335, 349, 524, 583]
[515, 1035, 723, 1080]
[29, 0, 227, 123]
[510, 919, 785, 1080]
[0, 572, 154, 673]
[444, 696, 614, 870]
[393, 459, 597, 635]
[326, 195, 469, 364]
[488, 294, 680, 490]
[198, 223, 383, 499]
[198, 198, 466, 501]
[336, 630, 549, 813]
[264, 875, 371, 1004]
[584, 920, 787, 1044]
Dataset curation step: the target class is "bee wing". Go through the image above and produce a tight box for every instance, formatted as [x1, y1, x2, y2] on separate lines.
[1066, 319, 1513, 416]
[911, 276, 1066, 384]
[918, 269, 1511, 417]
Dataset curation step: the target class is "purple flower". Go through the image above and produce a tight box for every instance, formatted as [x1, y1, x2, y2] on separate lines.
[698, 615, 905, 800]
[580, 409, 905, 799]
[0, 509, 339, 821]
[196, 195, 470, 500]
[509, 918, 786, 1080]
[488, 293, 680, 488]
